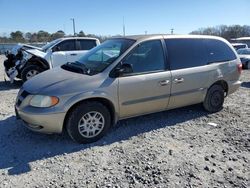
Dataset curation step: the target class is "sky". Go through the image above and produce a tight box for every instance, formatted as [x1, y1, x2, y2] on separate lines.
[0, 0, 249, 36]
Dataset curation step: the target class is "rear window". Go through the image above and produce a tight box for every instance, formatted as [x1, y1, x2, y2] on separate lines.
[165, 39, 207, 70]
[77, 40, 97, 50]
[204, 39, 237, 63]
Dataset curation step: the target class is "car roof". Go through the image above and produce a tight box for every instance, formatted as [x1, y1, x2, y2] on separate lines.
[111, 34, 226, 41]
[60, 37, 99, 41]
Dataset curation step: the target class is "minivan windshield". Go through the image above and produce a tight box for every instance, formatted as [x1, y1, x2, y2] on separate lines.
[62, 38, 135, 75]
[42, 38, 63, 52]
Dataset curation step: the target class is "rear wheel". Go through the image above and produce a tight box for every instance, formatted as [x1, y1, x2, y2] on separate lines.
[203, 84, 225, 113]
[66, 102, 111, 144]
[21, 65, 44, 82]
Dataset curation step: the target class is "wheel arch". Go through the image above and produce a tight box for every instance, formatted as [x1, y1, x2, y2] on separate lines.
[208, 80, 228, 96]
[26, 56, 50, 70]
[63, 97, 117, 131]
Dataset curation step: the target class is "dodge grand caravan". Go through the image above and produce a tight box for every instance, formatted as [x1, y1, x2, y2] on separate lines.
[15, 35, 242, 143]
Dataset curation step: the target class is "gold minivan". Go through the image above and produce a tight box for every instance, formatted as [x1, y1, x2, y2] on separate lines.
[15, 35, 242, 143]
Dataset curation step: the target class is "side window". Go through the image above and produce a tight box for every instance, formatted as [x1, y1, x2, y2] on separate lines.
[76, 40, 97, 50]
[165, 39, 207, 70]
[204, 39, 237, 63]
[123, 40, 165, 74]
[56, 40, 76, 51]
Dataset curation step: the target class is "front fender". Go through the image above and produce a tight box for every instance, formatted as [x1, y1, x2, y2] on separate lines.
[63, 90, 119, 122]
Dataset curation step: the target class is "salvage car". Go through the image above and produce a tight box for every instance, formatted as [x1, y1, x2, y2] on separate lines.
[4, 37, 100, 82]
[3, 43, 42, 83]
[237, 48, 250, 69]
[15, 35, 242, 143]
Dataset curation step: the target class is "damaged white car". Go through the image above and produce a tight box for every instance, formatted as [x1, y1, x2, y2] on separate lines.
[4, 37, 100, 82]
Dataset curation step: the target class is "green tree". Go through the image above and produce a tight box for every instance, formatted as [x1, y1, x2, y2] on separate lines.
[37, 30, 50, 42]
[10, 31, 25, 42]
[78, 30, 86, 37]
[50, 30, 65, 40]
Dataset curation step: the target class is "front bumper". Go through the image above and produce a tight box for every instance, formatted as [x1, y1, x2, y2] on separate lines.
[228, 80, 242, 95]
[15, 105, 66, 134]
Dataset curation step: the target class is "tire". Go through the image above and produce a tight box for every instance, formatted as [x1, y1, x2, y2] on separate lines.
[66, 102, 111, 144]
[203, 84, 225, 113]
[21, 65, 44, 82]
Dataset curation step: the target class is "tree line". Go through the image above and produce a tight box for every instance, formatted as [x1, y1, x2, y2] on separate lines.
[0, 30, 109, 43]
[0, 25, 249, 44]
[190, 25, 250, 41]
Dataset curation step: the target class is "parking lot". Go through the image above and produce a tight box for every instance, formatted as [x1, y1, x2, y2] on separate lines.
[0, 55, 249, 187]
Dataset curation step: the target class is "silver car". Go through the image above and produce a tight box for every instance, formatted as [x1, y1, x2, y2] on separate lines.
[15, 35, 242, 143]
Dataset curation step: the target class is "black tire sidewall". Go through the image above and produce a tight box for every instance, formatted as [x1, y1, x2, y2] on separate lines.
[66, 102, 111, 144]
[203, 85, 224, 113]
[21, 65, 43, 82]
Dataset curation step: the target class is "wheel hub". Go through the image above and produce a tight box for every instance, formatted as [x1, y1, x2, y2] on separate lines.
[78, 111, 105, 138]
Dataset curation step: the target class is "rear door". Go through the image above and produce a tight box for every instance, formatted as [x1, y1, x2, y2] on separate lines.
[165, 38, 209, 109]
[75, 39, 98, 59]
[118, 39, 171, 118]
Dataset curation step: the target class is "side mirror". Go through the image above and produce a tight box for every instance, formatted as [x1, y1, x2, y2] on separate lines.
[52, 46, 60, 52]
[112, 63, 133, 77]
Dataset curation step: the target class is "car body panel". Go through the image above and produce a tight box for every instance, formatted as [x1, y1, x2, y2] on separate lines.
[118, 71, 171, 118]
[16, 34, 241, 135]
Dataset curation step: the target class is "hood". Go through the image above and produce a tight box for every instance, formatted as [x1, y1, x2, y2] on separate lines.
[23, 67, 104, 95]
[25, 49, 46, 58]
[11, 43, 42, 55]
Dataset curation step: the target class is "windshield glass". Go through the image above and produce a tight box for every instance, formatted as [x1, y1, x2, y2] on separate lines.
[71, 38, 135, 75]
[42, 38, 63, 52]
[237, 48, 250, 55]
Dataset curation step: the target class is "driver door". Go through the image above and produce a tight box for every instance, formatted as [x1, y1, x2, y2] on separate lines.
[118, 40, 171, 118]
[51, 39, 76, 67]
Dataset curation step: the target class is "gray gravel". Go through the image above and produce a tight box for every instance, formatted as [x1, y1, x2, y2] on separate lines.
[0, 55, 249, 188]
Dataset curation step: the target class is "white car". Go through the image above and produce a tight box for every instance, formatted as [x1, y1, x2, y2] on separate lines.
[5, 37, 100, 82]
[231, 43, 248, 50]
[237, 48, 250, 69]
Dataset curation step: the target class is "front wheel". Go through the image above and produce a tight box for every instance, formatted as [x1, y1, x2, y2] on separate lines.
[21, 65, 44, 82]
[66, 102, 111, 144]
[203, 84, 225, 113]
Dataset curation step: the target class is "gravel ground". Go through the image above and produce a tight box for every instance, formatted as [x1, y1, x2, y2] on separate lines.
[0, 55, 249, 188]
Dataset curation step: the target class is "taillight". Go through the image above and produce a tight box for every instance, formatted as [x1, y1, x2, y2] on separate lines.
[237, 63, 242, 74]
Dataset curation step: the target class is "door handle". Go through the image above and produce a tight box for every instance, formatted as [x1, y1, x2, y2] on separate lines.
[159, 80, 170, 86]
[70, 53, 77, 56]
[173, 78, 184, 84]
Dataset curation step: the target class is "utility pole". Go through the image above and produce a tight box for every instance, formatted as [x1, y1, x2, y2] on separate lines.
[123, 17, 126, 36]
[71, 18, 76, 36]
[171, 28, 174, 35]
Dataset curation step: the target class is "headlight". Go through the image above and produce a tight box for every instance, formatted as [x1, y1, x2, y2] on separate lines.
[30, 95, 59, 108]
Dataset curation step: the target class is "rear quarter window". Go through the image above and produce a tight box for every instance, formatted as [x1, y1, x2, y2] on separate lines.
[204, 39, 237, 63]
[165, 39, 207, 70]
